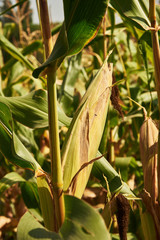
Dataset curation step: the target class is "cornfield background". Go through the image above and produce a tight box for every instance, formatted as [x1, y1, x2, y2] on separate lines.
[0, 0, 160, 239]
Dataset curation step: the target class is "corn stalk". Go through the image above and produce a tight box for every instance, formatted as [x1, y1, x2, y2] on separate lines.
[149, 0, 160, 208]
[149, 0, 160, 110]
[38, 0, 65, 231]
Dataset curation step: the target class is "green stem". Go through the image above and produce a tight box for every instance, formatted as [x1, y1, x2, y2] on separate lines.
[47, 68, 65, 229]
[103, 12, 107, 60]
[38, 0, 65, 230]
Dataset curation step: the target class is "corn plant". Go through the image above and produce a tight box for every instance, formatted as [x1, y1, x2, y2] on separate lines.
[1, 0, 160, 239]
[109, 0, 160, 239]
[0, 0, 121, 239]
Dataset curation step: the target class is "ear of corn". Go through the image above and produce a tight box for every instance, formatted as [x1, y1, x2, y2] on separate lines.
[140, 117, 158, 203]
[62, 59, 113, 198]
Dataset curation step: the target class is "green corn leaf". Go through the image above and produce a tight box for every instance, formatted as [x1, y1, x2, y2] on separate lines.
[0, 35, 45, 83]
[51, 23, 62, 36]
[0, 33, 34, 71]
[110, 2, 160, 33]
[2, 22, 16, 39]
[93, 152, 136, 199]
[0, 172, 41, 219]
[33, 0, 108, 78]
[110, 0, 150, 30]
[0, 102, 40, 171]
[115, 156, 135, 182]
[60, 54, 87, 115]
[0, 89, 71, 128]
[60, 195, 111, 240]
[20, 181, 40, 211]
[62, 59, 112, 197]
[17, 211, 61, 240]
[1, 40, 42, 73]
[17, 195, 111, 240]
[0, 172, 25, 195]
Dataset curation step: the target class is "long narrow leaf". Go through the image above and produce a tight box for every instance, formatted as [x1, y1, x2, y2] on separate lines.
[0, 102, 40, 171]
[17, 195, 111, 240]
[93, 152, 136, 198]
[110, 0, 150, 30]
[0, 33, 34, 71]
[0, 90, 71, 128]
[33, 0, 108, 78]
[1, 41, 42, 73]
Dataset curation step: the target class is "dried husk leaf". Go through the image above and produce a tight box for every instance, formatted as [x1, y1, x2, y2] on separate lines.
[140, 117, 158, 203]
[140, 206, 157, 240]
[141, 189, 160, 238]
[62, 59, 113, 198]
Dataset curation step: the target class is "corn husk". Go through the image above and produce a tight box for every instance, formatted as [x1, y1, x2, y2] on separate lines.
[140, 207, 157, 240]
[36, 169, 55, 231]
[62, 59, 113, 198]
[140, 117, 158, 203]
